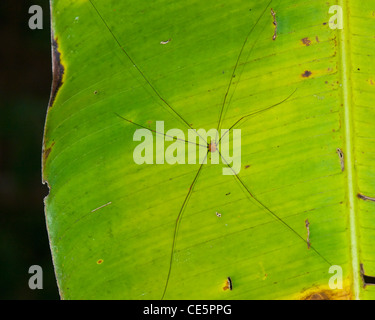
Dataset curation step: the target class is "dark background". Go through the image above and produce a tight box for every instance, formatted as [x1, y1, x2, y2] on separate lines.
[0, 0, 59, 299]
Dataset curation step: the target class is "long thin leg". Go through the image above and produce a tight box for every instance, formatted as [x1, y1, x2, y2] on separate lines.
[218, 150, 332, 266]
[161, 151, 209, 300]
[115, 112, 207, 148]
[215, 0, 273, 141]
[219, 88, 297, 143]
[88, 0, 207, 144]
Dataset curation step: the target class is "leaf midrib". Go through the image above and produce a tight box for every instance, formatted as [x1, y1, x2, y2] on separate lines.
[339, 0, 360, 299]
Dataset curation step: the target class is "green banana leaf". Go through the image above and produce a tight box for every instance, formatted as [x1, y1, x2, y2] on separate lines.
[42, 0, 375, 299]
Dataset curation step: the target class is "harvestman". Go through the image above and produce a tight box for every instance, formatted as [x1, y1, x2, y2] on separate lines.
[88, 0, 331, 300]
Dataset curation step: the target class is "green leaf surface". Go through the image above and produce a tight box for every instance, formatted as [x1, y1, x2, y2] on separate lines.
[43, 0, 375, 299]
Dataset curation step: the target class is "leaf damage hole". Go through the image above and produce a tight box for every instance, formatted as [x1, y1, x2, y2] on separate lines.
[336, 148, 344, 172]
[223, 277, 232, 291]
[305, 219, 311, 249]
[271, 8, 277, 40]
[160, 38, 171, 45]
[360, 264, 375, 287]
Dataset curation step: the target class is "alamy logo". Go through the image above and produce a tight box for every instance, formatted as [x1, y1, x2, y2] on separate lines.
[132, 121, 241, 175]
[28, 5, 43, 30]
[28, 265, 43, 290]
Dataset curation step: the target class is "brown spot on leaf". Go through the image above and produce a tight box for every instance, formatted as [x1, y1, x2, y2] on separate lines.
[48, 36, 65, 108]
[305, 292, 330, 300]
[42, 141, 55, 168]
[301, 288, 351, 300]
[298, 283, 351, 300]
[302, 70, 312, 78]
[301, 37, 311, 46]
